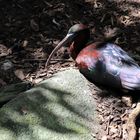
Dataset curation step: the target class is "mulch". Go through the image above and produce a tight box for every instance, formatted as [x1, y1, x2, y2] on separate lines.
[0, 0, 140, 139]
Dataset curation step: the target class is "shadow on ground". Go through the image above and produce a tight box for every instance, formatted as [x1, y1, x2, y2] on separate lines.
[0, 0, 140, 79]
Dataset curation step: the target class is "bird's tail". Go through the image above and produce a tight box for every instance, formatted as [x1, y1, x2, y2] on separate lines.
[120, 67, 140, 90]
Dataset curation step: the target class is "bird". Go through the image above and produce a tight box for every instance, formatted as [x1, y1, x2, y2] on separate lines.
[46, 24, 140, 91]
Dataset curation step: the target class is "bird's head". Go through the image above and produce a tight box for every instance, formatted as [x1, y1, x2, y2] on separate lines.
[45, 24, 90, 67]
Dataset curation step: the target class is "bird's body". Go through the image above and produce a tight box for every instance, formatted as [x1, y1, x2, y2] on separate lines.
[75, 42, 140, 90]
[46, 24, 140, 90]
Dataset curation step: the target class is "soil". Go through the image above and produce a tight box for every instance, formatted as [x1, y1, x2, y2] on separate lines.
[0, 0, 140, 139]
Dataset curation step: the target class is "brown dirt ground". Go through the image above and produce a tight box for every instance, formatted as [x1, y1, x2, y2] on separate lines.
[0, 0, 140, 139]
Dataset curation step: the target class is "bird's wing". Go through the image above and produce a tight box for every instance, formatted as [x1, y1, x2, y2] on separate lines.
[120, 67, 140, 90]
[101, 43, 140, 90]
[101, 43, 138, 67]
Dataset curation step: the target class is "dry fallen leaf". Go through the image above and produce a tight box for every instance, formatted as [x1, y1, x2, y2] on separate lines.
[14, 69, 25, 80]
[109, 125, 118, 134]
[33, 78, 43, 84]
[30, 19, 39, 31]
[0, 44, 11, 57]
[101, 135, 108, 140]
[0, 79, 7, 86]
[122, 96, 132, 107]
[21, 40, 28, 48]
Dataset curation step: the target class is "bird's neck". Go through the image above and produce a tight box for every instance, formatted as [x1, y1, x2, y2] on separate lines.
[69, 43, 84, 60]
[69, 33, 90, 59]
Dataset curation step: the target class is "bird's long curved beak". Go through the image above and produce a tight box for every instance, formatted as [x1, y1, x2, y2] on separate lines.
[45, 33, 74, 67]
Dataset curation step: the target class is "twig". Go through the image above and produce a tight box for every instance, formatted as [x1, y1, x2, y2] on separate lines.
[127, 102, 140, 140]
[22, 58, 73, 62]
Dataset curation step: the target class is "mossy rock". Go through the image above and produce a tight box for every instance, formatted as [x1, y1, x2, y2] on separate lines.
[0, 68, 100, 140]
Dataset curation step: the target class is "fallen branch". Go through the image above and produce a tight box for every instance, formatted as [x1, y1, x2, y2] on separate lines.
[127, 102, 140, 140]
[23, 58, 73, 63]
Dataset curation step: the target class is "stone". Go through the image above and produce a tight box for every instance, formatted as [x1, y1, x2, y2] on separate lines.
[0, 68, 100, 140]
